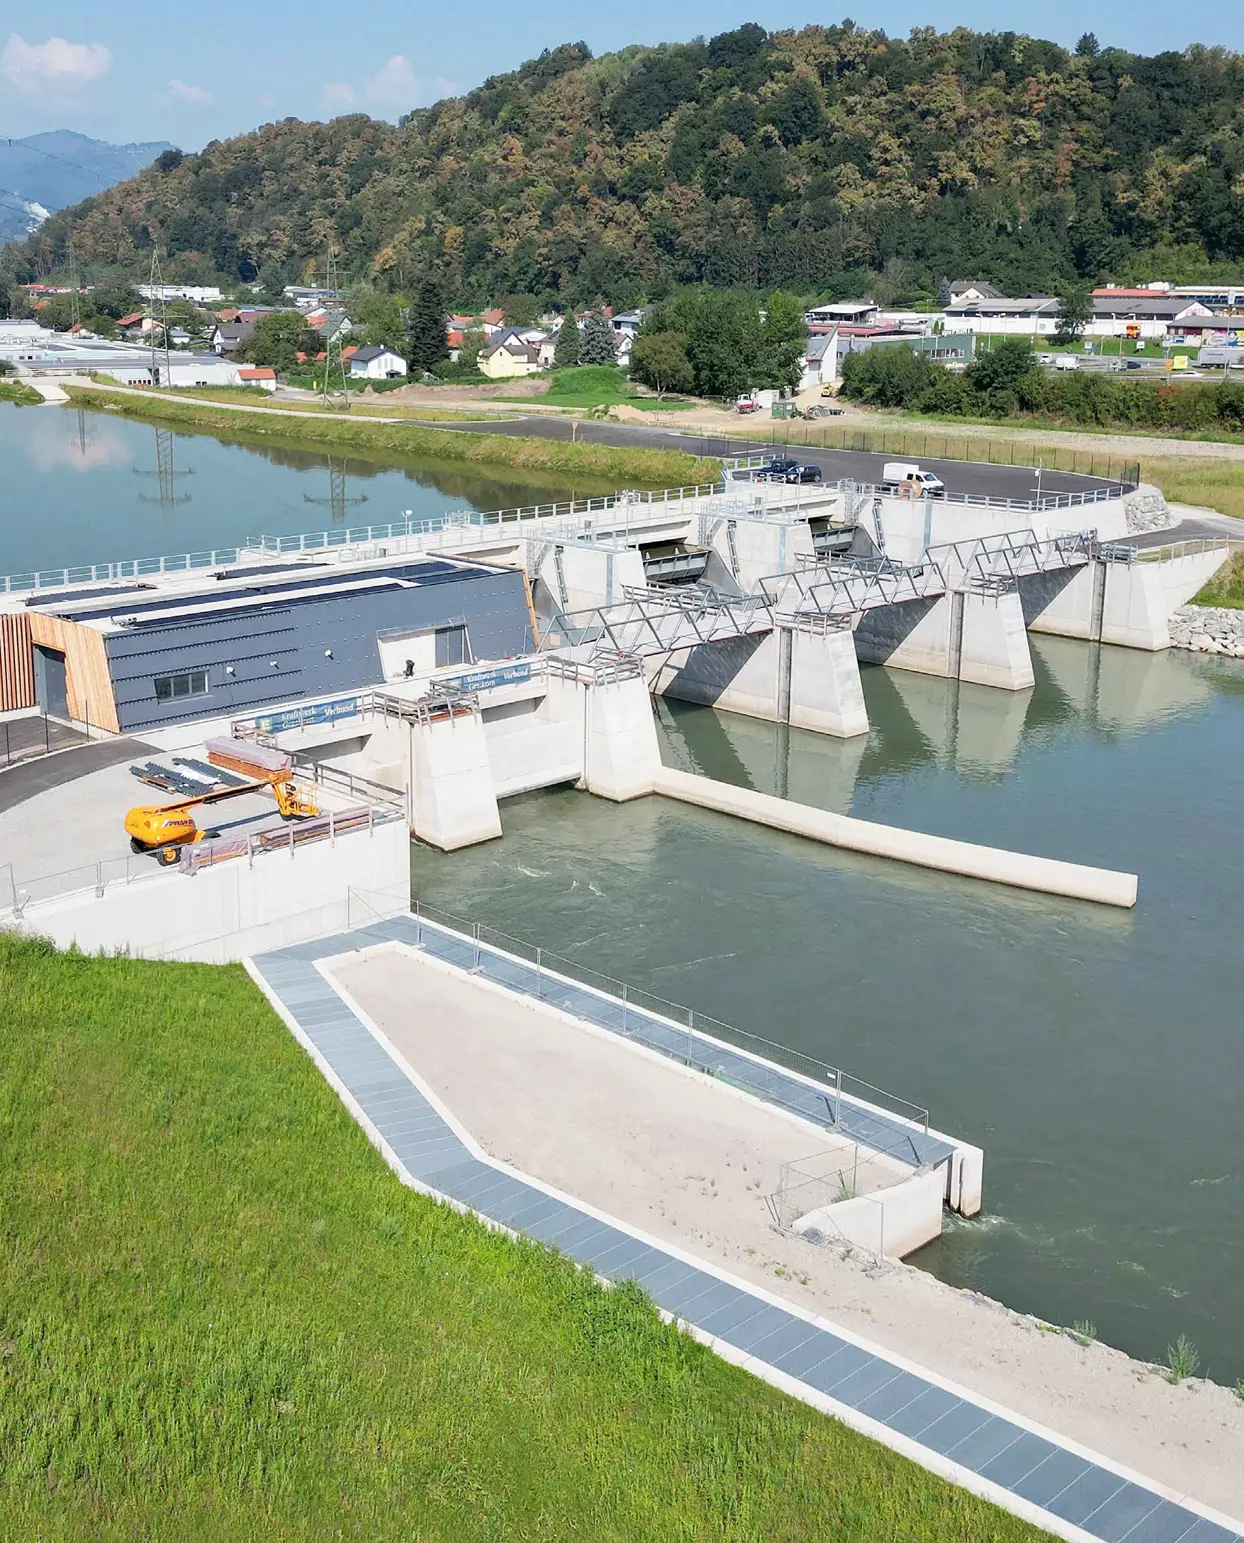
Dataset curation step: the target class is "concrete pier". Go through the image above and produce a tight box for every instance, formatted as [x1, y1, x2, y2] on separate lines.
[855, 590, 1035, 691]
[409, 708, 502, 851]
[653, 626, 870, 739]
[654, 765, 1138, 907]
[1024, 545, 1229, 652]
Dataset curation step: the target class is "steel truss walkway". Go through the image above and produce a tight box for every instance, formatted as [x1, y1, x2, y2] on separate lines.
[249, 920, 1244, 1543]
[541, 530, 1096, 664]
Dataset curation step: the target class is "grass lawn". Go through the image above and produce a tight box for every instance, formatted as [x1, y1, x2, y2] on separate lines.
[0, 379, 43, 406]
[1136, 456, 1244, 520]
[1192, 550, 1244, 608]
[0, 933, 1050, 1542]
[61, 385, 717, 487]
[129, 385, 516, 422]
[512, 364, 695, 411]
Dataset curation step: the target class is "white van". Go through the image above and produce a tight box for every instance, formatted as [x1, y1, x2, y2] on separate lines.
[880, 462, 946, 497]
[1055, 355, 1079, 371]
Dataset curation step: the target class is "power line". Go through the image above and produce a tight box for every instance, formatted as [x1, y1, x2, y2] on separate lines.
[2, 137, 113, 183]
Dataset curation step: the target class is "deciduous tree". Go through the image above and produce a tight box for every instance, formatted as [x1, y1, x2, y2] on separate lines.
[630, 331, 693, 397]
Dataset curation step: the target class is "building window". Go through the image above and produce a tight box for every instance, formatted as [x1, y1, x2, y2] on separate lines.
[153, 669, 208, 703]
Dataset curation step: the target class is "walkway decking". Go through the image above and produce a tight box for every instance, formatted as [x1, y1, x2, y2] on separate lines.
[248, 920, 1243, 1543]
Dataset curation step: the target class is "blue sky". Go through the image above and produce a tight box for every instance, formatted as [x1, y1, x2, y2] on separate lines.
[2, 0, 1241, 150]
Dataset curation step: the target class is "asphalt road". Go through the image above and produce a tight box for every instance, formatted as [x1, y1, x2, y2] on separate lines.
[418, 414, 1133, 499]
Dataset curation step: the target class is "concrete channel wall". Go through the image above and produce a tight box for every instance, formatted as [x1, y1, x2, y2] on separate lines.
[0, 818, 410, 962]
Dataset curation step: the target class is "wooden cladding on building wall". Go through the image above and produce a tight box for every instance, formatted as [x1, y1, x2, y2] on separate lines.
[26, 612, 120, 733]
[0, 613, 36, 712]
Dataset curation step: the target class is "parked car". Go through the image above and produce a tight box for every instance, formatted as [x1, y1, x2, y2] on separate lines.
[755, 458, 822, 484]
[880, 461, 946, 497]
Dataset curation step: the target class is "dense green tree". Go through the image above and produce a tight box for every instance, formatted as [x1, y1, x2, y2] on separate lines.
[553, 315, 581, 368]
[239, 311, 322, 370]
[407, 278, 448, 374]
[1054, 285, 1094, 344]
[758, 290, 807, 393]
[86, 282, 142, 319]
[13, 24, 1244, 303]
[629, 331, 694, 397]
[457, 327, 486, 370]
[579, 311, 617, 365]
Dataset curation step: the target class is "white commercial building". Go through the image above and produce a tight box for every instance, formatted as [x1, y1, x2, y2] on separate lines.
[0, 329, 241, 387]
[137, 284, 222, 305]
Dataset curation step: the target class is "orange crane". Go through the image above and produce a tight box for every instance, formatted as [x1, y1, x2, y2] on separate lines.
[125, 769, 320, 866]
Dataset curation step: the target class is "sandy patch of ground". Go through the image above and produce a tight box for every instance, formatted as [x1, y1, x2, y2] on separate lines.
[329, 945, 1244, 1517]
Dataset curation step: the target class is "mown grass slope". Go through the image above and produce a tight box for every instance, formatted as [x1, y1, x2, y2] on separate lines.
[0, 933, 1050, 1542]
[62, 385, 717, 485]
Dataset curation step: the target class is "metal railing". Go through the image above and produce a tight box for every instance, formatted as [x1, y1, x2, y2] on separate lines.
[366, 898, 935, 1159]
[0, 482, 733, 597]
[1, 547, 246, 596]
[1, 714, 57, 767]
[716, 424, 1141, 489]
[0, 803, 403, 916]
[823, 476, 1130, 513]
[1098, 536, 1229, 565]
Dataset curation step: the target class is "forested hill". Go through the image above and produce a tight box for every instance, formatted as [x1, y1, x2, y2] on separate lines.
[7, 23, 1244, 306]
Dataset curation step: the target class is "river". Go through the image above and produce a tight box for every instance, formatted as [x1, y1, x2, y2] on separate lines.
[7, 403, 1244, 1383]
[0, 401, 619, 576]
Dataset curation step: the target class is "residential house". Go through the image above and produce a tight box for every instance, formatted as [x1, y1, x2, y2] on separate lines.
[608, 308, 649, 368]
[799, 329, 840, 392]
[210, 319, 255, 355]
[446, 329, 465, 361]
[306, 310, 352, 342]
[348, 345, 408, 380]
[237, 366, 278, 392]
[479, 337, 542, 378]
[948, 281, 1003, 302]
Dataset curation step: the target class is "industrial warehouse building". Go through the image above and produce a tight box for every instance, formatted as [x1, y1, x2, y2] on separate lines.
[0, 554, 536, 733]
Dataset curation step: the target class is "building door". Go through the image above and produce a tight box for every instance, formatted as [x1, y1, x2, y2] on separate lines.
[34, 645, 68, 719]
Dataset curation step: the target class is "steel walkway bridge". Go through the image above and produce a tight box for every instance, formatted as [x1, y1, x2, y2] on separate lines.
[540, 530, 1097, 663]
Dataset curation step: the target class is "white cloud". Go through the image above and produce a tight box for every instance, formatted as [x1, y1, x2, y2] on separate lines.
[432, 75, 458, 99]
[362, 54, 418, 108]
[0, 32, 112, 93]
[163, 77, 213, 105]
[321, 80, 356, 108]
[256, 92, 277, 108]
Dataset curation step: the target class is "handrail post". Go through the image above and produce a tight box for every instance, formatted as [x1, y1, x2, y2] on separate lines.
[535, 946, 543, 1000]
[834, 1068, 843, 1127]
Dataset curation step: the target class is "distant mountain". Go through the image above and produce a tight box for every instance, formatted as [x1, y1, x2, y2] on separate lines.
[0, 131, 173, 243]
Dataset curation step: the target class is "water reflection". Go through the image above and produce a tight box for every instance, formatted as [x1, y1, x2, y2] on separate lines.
[660, 637, 1220, 814]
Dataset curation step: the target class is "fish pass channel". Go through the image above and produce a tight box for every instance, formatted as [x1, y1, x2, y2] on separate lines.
[410, 638, 1244, 1386]
[5, 402, 1244, 1384]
